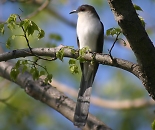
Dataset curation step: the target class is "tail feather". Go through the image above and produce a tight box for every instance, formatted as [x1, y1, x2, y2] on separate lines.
[74, 62, 98, 127]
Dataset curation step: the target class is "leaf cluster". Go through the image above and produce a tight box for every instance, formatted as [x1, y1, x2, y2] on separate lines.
[0, 14, 45, 49]
[10, 60, 52, 84]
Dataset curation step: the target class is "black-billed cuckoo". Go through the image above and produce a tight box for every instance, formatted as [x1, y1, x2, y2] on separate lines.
[70, 4, 104, 127]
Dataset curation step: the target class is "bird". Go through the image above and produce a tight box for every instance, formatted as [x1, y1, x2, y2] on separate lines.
[70, 4, 104, 127]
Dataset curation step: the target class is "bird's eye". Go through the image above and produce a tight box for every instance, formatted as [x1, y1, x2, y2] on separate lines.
[80, 7, 85, 11]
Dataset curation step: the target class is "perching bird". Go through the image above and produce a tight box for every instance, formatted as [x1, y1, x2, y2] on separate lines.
[70, 5, 104, 127]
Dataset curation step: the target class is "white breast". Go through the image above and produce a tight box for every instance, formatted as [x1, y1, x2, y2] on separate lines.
[77, 12, 102, 52]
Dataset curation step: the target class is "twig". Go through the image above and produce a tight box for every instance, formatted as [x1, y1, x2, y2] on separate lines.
[108, 32, 121, 60]
[22, 0, 50, 19]
[17, 14, 56, 61]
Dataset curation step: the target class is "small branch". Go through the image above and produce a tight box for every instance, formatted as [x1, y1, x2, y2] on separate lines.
[22, 0, 50, 19]
[26, 59, 50, 75]
[0, 47, 139, 77]
[17, 14, 56, 61]
[109, 33, 121, 57]
[108, 32, 121, 58]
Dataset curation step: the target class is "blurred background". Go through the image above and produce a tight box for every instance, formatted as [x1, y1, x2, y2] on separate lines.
[0, 0, 155, 130]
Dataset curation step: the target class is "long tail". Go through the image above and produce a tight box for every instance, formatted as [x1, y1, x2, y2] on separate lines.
[74, 62, 98, 127]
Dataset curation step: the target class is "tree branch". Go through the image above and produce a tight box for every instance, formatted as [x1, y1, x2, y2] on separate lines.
[0, 61, 111, 130]
[0, 46, 141, 79]
[107, 0, 155, 99]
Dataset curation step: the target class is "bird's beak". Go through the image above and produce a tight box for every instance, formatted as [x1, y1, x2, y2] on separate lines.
[69, 10, 77, 14]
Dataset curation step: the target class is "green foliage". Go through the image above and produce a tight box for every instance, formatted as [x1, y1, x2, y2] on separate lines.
[0, 23, 4, 34]
[56, 48, 64, 61]
[38, 29, 45, 39]
[69, 59, 79, 74]
[2, 14, 52, 83]
[133, 4, 146, 27]
[30, 67, 39, 80]
[77, 47, 90, 62]
[2, 14, 45, 49]
[19, 19, 45, 39]
[45, 74, 53, 84]
[10, 60, 52, 83]
[139, 16, 146, 28]
[106, 27, 126, 46]
[6, 14, 17, 30]
[152, 120, 155, 130]
[6, 39, 11, 49]
[10, 67, 20, 81]
[134, 4, 143, 11]
[106, 27, 122, 36]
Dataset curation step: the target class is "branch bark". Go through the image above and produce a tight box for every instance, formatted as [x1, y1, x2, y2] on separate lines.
[107, 0, 155, 99]
[0, 46, 142, 80]
[0, 61, 111, 130]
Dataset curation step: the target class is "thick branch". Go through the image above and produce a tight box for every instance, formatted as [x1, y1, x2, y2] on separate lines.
[0, 61, 111, 130]
[107, 0, 155, 99]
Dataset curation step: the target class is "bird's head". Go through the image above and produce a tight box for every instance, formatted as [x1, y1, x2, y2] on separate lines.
[69, 4, 99, 19]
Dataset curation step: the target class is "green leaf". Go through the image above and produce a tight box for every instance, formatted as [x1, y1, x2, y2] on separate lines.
[7, 14, 17, 30]
[6, 39, 11, 49]
[31, 21, 39, 30]
[22, 65, 27, 73]
[69, 64, 79, 74]
[69, 59, 76, 65]
[69, 58, 79, 74]
[10, 67, 19, 81]
[30, 67, 35, 74]
[38, 29, 45, 39]
[45, 74, 53, 83]
[139, 16, 146, 27]
[21, 60, 28, 65]
[27, 21, 35, 36]
[0, 23, 4, 34]
[106, 28, 122, 36]
[134, 4, 143, 11]
[19, 19, 45, 38]
[79, 47, 90, 56]
[33, 69, 39, 80]
[19, 19, 29, 30]
[30, 67, 39, 80]
[71, 49, 76, 54]
[56, 48, 64, 61]
[15, 60, 21, 68]
[7, 14, 17, 23]
[152, 120, 155, 130]
[39, 71, 45, 76]
[77, 47, 90, 62]
[7, 23, 16, 30]
[26, 21, 40, 36]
